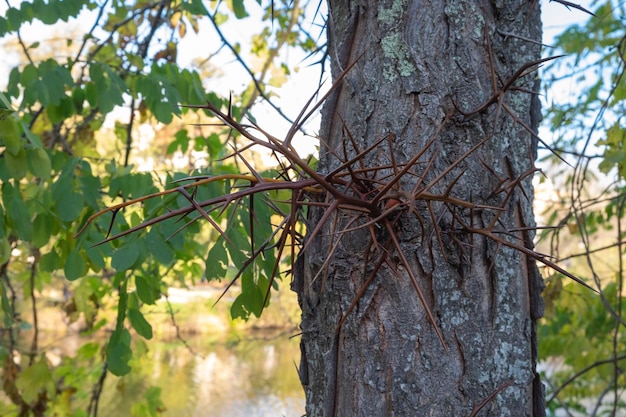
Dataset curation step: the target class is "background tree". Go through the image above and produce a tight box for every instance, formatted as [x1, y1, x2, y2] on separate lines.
[0, 1, 319, 415]
[537, 1, 626, 415]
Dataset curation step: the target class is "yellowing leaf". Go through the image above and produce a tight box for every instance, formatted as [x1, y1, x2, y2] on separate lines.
[0, 237, 10, 264]
[567, 222, 579, 234]
[0, 116, 21, 155]
[15, 359, 55, 404]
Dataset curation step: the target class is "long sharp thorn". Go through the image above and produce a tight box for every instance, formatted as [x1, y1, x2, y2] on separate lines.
[421, 135, 492, 195]
[326, 132, 388, 180]
[469, 380, 513, 417]
[285, 52, 366, 148]
[336, 251, 388, 333]
[262, 224, 290, 309]
[384, 220, 447, 351]
[301, 199, 340, 254]
[550, 0, 597, 17]
[458, 55, 565, 117]
[177, 186, 233, 246]
[467, 226, 598, 293]
[427, 201, 449, 264]
[373, 119, 446, 205]
[501, 101, 572, 167]
[106, 208, 120, 238]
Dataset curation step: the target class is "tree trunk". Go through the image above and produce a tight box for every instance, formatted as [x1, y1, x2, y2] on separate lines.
[293, 1, 545, 416]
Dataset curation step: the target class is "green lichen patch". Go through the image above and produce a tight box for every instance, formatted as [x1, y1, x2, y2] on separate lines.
[380, 32, 416, 82]
[377, 0, 408, 26]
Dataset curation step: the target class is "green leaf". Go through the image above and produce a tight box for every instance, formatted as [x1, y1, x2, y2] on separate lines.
[71, 86, 85, 112]
[76, 342, 100, 360]
[231, 271, 264, 320]
[153, 101, 173, 124]
[90, 62, 126, 114]
[32, 214, 52, 248]
[231, 0, 249, 19]
[145, 231, 174, 265]
[135, 275, 160, 305]
[85, 245, 106, 271]
[40, 250, 61, 272]
[27, 147, 52, 179]
[8, 196, 32, 241]
[182, 0, 208, 15]
[111, 243, 140, 271]
[77, 160, 101, 209]
[1, 279, 13, 327]
[5, 146, 27, 179]
[128, 308, 153, 339]
[65, 249, 87, 281]
[0, 204, 5, 239]
[205, 241, 228, 281]
[56, 191, 85, 223]
[21, 63, 38, 85]
[106, 328, 132, 376]
[230, 294, 248, 320]
[46, 96, 75, 123]
[21, 121, 43, 148]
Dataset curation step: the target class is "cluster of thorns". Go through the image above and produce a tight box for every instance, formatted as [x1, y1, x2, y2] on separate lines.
[77, 52, 594, 355]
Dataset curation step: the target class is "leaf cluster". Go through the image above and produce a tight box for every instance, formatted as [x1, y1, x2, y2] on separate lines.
[0, 0, 324, 415]
[540, 1, 626, 415]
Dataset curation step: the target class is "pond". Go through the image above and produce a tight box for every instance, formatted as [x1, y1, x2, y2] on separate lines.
[96, 333, 305, 417]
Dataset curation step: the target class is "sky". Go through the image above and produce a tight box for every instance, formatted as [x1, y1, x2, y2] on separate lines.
[0, 0, 600, 160]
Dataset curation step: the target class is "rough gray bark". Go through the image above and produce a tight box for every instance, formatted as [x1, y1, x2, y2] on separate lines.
[294, 1, 545, 416]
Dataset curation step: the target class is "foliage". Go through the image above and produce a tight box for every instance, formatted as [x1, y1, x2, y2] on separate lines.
[0, 0, 321, 415]
[2, 0, 626, 415]
[539, 1, 626, 415]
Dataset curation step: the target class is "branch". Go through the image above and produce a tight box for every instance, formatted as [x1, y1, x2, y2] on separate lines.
[549, 0, 597, 17]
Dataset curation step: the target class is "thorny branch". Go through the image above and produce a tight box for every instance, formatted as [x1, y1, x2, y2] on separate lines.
[77, 50, 597, 415]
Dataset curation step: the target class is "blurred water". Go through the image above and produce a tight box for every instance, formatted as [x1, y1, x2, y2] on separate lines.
[96, 335, 305, 417]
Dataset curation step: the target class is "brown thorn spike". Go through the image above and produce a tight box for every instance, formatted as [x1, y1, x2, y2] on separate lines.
[501, 101, 572, 167]
[372, 118, 447, 206]
[427, 201, 449, 265]
[420, 135, 492, 196]
[456, 55, 564, 118]
[212, 215, 288, 309]
[468, 380, 514, 417]
[384, 219, 448, 351]
[550, 0, 597, 17]
[261, 218, 293, 309]
[283, 52, 365, 149]
[309, 214, 363, 289]
[177, 186, 233, 246]
[301, 199, 340, 255]
[106, 208, 120, 239]
[464, 223, 598, 293]
[325, 128, 389, 181]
